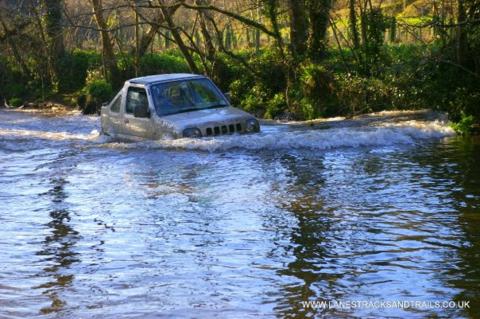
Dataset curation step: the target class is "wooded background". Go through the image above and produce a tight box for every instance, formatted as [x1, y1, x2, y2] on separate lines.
[1, 0, 479, 124]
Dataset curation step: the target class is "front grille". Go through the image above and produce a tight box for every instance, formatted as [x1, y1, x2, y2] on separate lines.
[205, 122, 243, 136]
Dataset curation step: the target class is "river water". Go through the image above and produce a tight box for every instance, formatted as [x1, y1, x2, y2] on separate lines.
[0, 109, 479, 318]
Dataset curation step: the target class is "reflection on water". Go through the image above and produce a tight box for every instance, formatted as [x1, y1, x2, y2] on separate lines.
[36, 173, 80, 314]
[439, 138, 480, 318]
[0, 110, 479, 318]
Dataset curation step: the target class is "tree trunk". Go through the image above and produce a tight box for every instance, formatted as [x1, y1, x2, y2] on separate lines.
[264, 0, 285, 58]
[0, 18, 31, 77]
[160, 6, 200, 74]
[359, 0, 368, 74]
[90, 0, 121, 88]
[134, 3, 139, 76]
[307, 0, 332, 61]
[349, 0, 360, 49]
[255, 3, 261, 51]
[138, 14, 164, 57]
[456, 0, 467, 66]
[196, 0, 216, 63]
[43, 0, 65, 83]
[287, 0, 308, 59]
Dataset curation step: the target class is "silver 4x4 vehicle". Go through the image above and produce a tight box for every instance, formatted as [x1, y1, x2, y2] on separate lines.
[100, 73, 260, 140]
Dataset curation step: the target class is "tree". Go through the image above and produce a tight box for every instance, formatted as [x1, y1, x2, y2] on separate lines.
[287, 0, 308, 59]
[159, 2, 200, 73]
[43, 0, 65, 83]
[307, 0, 332, 61]
[349, 0, 360, 50]
[90, 0, 121, 88]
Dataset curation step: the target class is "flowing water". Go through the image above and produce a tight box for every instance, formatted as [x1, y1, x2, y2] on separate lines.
[0, 109, 479, 319]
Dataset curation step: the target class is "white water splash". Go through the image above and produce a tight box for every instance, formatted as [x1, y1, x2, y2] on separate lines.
[0, 127, 101, 141]
[150, 120, 455, 152]
[0, 109, 455, 152]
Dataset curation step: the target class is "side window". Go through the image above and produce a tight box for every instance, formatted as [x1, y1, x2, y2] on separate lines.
[126, 87, 148, 114]
[110, 94, 121, 113]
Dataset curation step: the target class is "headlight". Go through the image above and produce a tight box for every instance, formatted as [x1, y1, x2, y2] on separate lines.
[183, 127, 202, 138]
[245, 118, 260, 133]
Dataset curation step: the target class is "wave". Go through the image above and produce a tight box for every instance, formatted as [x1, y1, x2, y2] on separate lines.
[149, 120, 454, 152]
[0, 127, 101, 142]
[0, 109, 455, 152]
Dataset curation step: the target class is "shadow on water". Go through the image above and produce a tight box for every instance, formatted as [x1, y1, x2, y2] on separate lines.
[440, 137, 480, 317]
[272, 143, 480, 318]
[271, 153, 337, 318]
[35, 173, 81, 315]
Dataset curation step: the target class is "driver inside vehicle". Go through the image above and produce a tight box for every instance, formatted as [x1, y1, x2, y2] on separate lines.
[169, 85, 194, 108]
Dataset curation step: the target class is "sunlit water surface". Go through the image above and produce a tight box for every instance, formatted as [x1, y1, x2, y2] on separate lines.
[0, 109, 479, 318]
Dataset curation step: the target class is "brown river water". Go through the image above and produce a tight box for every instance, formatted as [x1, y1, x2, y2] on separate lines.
[0, 109, 479, 318]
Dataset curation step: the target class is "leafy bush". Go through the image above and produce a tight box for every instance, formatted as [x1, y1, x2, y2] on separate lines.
[235, 83, 270, 116]
[81, 78, 112, 114]
[117, 53, 135, 78]
[57, 50, 101, 93]
[265, 93, 287, 119]
[86, 79, 112, 102]
[222, 49, 290, 118]
[8, 97, 23, 107]
[452, 114, 475, 135]
[140, 53, 189, 75]
[85, 69, 104, 86]
[4, 82, 27, 100]
[299, 63, 335, 118]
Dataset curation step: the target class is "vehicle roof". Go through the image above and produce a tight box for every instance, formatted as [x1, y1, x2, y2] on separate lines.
[127, 73, 205, 85]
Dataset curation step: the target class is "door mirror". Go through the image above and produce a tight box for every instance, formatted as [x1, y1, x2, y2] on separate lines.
[224, 92, 232, 103]
[134, 104, 150, 118]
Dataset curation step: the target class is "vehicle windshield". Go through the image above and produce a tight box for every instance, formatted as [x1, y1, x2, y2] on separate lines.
[151, 78, 229, 116]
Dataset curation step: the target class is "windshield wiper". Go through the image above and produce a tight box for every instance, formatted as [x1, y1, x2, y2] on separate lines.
[178, 104, 228, 114]
[203, 103, 228, 109]
[161, 104, 228, 116]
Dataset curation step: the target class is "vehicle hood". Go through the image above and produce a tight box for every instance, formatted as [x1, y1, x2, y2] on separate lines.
[158, 106, 254, 129]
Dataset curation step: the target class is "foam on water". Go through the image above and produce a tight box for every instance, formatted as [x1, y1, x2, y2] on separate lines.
[149, 120, 455, 152]
[0, 109, 455, 152]
[0, 127, 101, 141]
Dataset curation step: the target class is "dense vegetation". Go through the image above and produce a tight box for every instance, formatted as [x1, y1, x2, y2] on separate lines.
[0, 0, 479, 127]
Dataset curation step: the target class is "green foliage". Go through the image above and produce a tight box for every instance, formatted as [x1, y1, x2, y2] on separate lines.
[113, 52, 190, 81]
[299, 63, 334, 118]
[4, 82, 27, 100]
[451, 114, 475, 135]
[85, 79, 112, 103]
[1, 35, 478, 124]
[85, 69, 104, 85]
[57, 50, 101, 93]
[0, 57, 28, 101]
[117, 53, 135, 76]
[265, 93, 287, 119]
[359, 8, 389, 75]
[222, 49, 289, 118]
[8, 97, 23, 107]
[0, 57, 8, 100]
[217, 43, 480, 122]
[139, 53, 190, 75]
[81, 77, 112, 114]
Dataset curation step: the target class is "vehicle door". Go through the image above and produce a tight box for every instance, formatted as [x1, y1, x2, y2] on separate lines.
[102, 92, 123, 135]
[122, 86, 154, 138]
